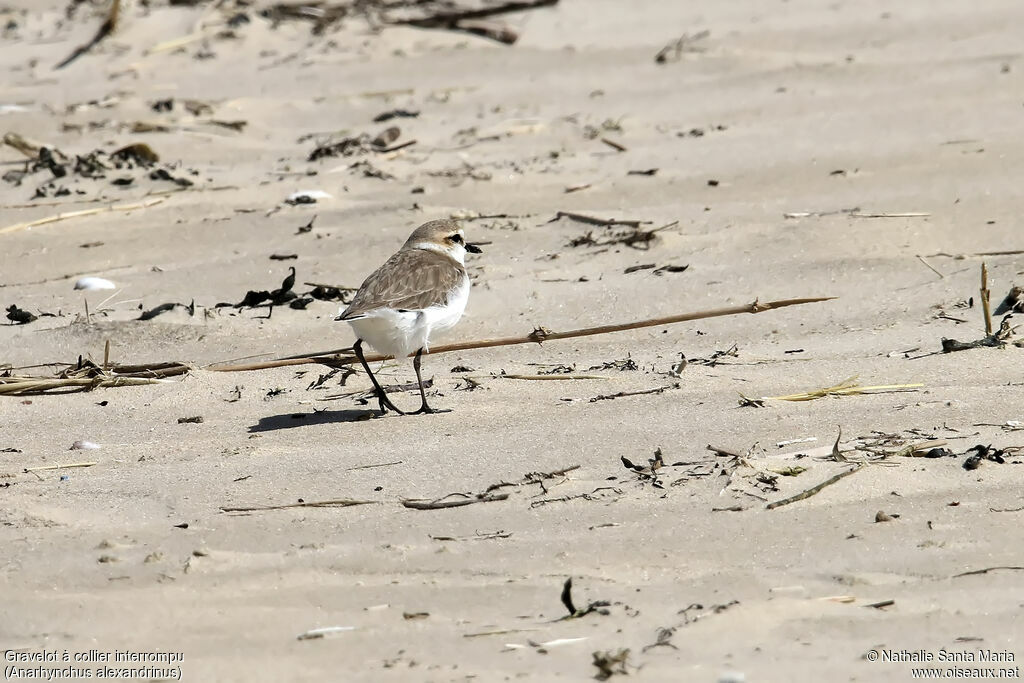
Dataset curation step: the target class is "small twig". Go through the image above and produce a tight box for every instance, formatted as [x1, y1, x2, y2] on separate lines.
[345, 460, 402, 471]
[589, 385, 676, 402]
[952, 566, 1024, 578]
[24, 461, 97, 473]
[221, 498, 376, 512]
[850, 212, 930, 218]
[489, 373, 606, 381]
[377, 139, 417, 154]
[401, 492, 509, 510]
[928, 249, 1024, 258]
[430, 530, 512, 541]
[600, 137, 627, 152]
[54, 0, 120, 69]
[916, 255, 944, 279]
[464, 628, 542, 638]
[766, 465, 864, 510]
[0, 197, 167, 236]
[981, 262, 993, 336]
[388, 0, 557, 28]
[550, 211, 647, 228]
[485, 464, 581, 492]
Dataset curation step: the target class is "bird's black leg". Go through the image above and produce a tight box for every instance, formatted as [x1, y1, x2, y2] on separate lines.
[411, 348, 436, 415]
[354, 339, 407, 415]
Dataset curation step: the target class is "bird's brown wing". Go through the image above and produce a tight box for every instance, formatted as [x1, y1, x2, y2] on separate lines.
[339, 249, 466, 319]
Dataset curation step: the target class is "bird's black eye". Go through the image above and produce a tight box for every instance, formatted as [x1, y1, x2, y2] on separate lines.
[449, 233, 464, 244]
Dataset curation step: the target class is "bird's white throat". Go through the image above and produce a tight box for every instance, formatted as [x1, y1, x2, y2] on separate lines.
[407, 241, 466, 265]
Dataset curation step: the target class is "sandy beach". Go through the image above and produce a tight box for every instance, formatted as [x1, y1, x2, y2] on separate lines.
[2, 1, 1023, 680]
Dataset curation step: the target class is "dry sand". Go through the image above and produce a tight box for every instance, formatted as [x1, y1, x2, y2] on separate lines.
[2, 0, 1023, 680]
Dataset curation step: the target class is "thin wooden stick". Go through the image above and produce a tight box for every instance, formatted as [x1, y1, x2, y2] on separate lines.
[54, 0, 120, 69]
[601, 137, 627, 152]
[221, 498, 376, 513]
[916, 255, 943, 279]
[0, 375, 176, 395]
[0, 197, 167, 236]
[850, 212, 930, 218]
[766, 464, 863, 510]
[489, 373, 607, 381]
[402, 492, 509, 510]
[24, 461, 98, 473]
[953, 566, 1024, 578]
[207, 296, 835, 372]
[981, 262, 993, 336]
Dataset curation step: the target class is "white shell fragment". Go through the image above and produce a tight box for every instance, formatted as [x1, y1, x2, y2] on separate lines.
[74, 277, 116, 291]
[70, 440, 101, 450]
[296, 626, 355, 641]
[286, 190, 331, 203]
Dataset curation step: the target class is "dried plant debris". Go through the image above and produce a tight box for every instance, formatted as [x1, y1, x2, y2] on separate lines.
[641, 627, 679, 653]
[589, 357, 637, 372]
[560, 577, 611, 620]
[5, 304, 37, 324]
[259, 2, 351, 34]
[589, 384, 678, 402]
[566, 220, 678, 251]
[529, 486, 623, 508]
[305, 282, 357, 303]
[349, 160, 395, 180]
[485, 464, 580, 495]
[654, 30, 710, 63]
[426, 162, 492, 185]
[689, 344, 740, 367]
[385, 0, 559, 45]
[218, 267, 298, 311]
[942, 314, 1019, 352]
[150, 98, 215, 116]
[222, 498, 375, 513]
[741, 376, 923, 405]
[54, 0, 122, 70]
[592, 649, 630, 681]
[2, 137, 199, 197]
[373, 108, 420, 123]
[0, 358, 188, 396]
[553, 211, 648, 229]
[620, 449, 666, 488]
[138, 300, 195, 321]
[678, 600, 739, 625]
[962, 444, 1007, 470]
[765, 464, 864, 510]
[340, 378, 434, 404]
[307, 126, 412, 161]
[994, 286, 1024, 315]
[402, 491, 509, 510]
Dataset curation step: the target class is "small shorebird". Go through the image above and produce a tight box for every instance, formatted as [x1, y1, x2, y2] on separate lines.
[336, 219, 482, 415]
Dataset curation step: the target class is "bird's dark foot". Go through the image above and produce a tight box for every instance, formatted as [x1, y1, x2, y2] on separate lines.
[412, 405, 450, 415]
[376, 393, 407, 415]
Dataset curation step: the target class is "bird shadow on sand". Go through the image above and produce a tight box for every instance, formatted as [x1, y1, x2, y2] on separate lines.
[249, 409, 377, 432]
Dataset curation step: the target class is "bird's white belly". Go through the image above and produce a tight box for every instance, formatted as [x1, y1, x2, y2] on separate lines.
[347, 277, 469, 358]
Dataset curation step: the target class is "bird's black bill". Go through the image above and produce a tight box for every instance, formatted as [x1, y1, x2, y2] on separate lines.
[466, 243, 483, 253]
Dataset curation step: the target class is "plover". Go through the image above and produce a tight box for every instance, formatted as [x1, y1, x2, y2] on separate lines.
[336, 219, 482, 415]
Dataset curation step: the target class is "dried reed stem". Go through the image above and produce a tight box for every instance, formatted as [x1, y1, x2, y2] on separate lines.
[981, 262, 993, 336]
[24, 461, 98, 473]
[0, 197, 167, 236]
[207, 296, 835, 372]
